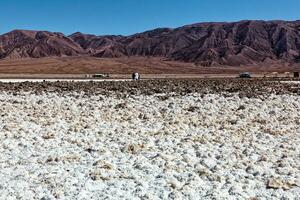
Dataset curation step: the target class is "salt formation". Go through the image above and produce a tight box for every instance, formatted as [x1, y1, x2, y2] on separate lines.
[0, 92, 299, 199]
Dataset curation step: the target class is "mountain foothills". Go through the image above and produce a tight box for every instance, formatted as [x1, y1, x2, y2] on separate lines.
[1, 20, 300, 66]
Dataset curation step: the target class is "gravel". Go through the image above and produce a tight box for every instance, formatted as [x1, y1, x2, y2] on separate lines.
[0, 79, 299, 97]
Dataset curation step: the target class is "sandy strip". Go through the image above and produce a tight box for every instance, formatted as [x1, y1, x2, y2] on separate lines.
[0, 79, 131, 83]
[279, 81, 300, 84]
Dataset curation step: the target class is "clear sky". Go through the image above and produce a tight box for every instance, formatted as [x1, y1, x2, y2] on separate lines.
[0, 0, 299, 36]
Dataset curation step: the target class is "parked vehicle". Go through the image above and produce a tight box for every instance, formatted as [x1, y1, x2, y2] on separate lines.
[238, 72, 252, 78]
[92, 73, 110, 78]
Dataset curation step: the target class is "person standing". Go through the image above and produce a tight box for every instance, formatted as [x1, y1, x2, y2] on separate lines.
[132, 72, 140, 81]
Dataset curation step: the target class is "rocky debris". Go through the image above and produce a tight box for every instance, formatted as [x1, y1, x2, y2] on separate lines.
[0, 79, 299, 97]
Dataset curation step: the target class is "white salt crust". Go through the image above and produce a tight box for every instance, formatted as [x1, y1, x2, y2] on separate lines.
[0, 92, 299, 199]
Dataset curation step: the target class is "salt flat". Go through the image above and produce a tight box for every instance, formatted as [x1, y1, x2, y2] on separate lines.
[0, 90, 299, 199]
[280, 81, 300, 84]
[0, 79, 129, 83]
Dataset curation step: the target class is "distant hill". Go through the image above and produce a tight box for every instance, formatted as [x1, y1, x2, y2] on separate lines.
[1, 20, 300, 67]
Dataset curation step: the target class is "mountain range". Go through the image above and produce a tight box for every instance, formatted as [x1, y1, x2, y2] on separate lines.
[1, 20, 300, 67]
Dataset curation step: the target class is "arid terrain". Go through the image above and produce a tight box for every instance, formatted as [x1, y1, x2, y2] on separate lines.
[0, 20, 300, 75]
[0, 56, 242, 74]
[0, 79, 299, 96]
[0, 56, 298, 75]
[0, 80, 299, 199]
[0, 19, 300, 199]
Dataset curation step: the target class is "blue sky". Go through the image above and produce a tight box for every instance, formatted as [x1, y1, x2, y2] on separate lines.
[0, 0, 299, 36]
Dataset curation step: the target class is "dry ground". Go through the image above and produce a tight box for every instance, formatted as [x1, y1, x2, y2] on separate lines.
[0, 56, 299, 75]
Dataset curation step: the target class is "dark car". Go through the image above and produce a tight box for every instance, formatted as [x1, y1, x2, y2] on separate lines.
[238, 72, 252, 78]
[92, 73, 110, 78]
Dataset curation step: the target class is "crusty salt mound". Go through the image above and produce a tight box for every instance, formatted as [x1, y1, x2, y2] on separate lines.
[0, 91, 299, 199]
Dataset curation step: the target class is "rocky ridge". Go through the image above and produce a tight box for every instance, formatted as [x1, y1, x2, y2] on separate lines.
[1, 20, 300, 66]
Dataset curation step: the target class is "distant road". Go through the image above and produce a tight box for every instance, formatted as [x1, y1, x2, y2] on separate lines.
[0, 73, 239, 79]
[0, 73, 297, 82]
